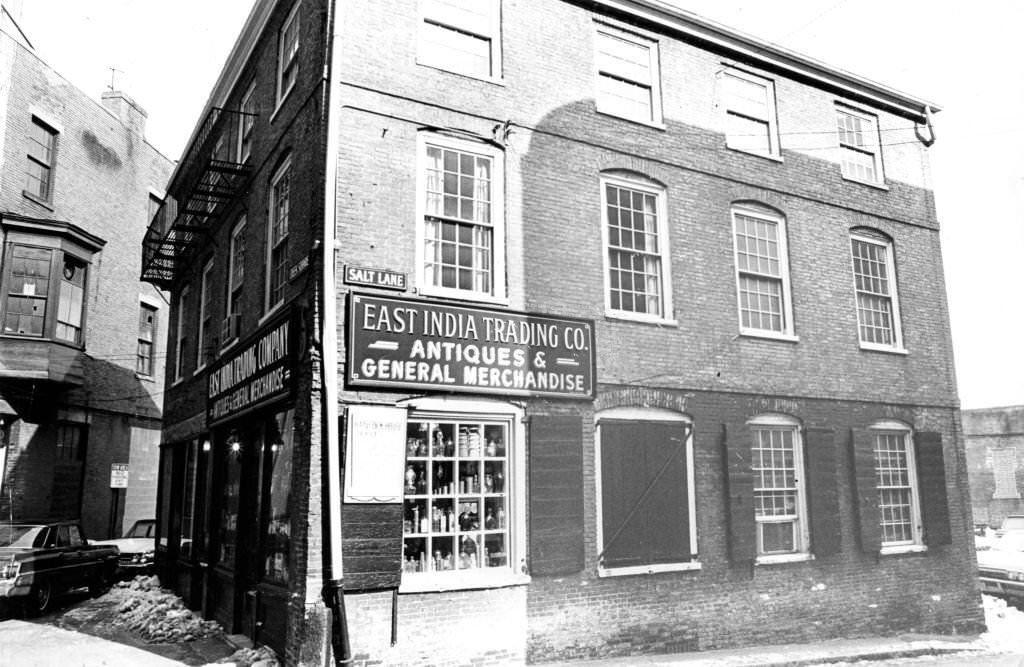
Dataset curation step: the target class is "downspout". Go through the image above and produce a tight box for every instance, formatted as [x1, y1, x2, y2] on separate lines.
[916, 105, 936, 147]
[318, 0, 350, 663]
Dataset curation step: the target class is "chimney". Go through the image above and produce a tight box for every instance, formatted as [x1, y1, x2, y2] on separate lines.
[101, 90, 147, 137]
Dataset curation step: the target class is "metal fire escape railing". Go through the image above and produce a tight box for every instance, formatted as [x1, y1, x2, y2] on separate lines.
[141, 106, 257, 287]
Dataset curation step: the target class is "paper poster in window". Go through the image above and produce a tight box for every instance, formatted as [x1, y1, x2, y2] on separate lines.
[344, 405, 406, 503]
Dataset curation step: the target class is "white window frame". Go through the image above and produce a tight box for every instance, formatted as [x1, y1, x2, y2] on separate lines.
[173, 284, 191, 384]
[850, 230, 905, 353]
[594, 407, 699, 577]
[749, 414, 810, 564]
[224, 216, 246, 349]
[396, 396, 528, 593]
[836, 104, 885, 186]
[593, 22, 663, 126]
[722, 68, 780, 159]
[730, 204, 796, 341]
[870, 421, 924, 554]
[196, 260, 214, 371]
[275, 2, 301, 109]
[265, 159, 291, 316]
[237, 83, 256, 163]
[415, 133, 506, 304]
[417, 0, 502, 82]
[599, 173, 674, 324]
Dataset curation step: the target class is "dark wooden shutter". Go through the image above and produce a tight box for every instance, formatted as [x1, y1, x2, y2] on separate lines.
[851, 428, 881, 554]
[915, 431, 951, 546]
[599, 421, 690, 568]
[341, 504, 403, 591]
[724, 422, 756, 564]
[529, 415, 584, 576]
[804, 427, 841, 557]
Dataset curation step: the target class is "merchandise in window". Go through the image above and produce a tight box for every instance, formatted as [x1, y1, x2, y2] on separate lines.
[262, 410, 294, 584]
[595, 24, 661, 124]
[402, 418, 510, 575]
[722, 69, 779, 157]
[597, 414, 696, 575]
[26, 117, 57, 202]
[601, 176, 670, 320]
[419, 0, 501, 80]
[419, 135, 505, 301]
[731, 205, 794, 337]
[750, 418, 807, 557]
[850, 230, 903, 350]
[836, 106, 884, 184]
[217, 430, 243, 568]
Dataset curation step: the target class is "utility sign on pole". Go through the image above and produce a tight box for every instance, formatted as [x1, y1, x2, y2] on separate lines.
[110, 463, 129, 488]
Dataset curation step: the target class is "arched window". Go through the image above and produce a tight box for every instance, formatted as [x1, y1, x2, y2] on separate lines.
[850, 228, 904, 351]
[595, 407, 697, 575]
[730, 203, 795, 339]
[600, 172, 673, 322]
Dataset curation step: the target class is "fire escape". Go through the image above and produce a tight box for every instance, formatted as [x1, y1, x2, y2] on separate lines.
[141, 106, 256, 287]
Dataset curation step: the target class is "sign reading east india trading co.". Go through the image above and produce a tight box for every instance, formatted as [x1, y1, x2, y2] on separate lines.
[347, 293, 595, 399]
[208, 313, 294, 425]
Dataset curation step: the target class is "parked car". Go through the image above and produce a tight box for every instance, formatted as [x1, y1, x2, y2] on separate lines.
[93, 519, 156, 576]
[0, 521, 119, 615]
[978, 533, 1024, 604]
[996, 515, 1024, 538]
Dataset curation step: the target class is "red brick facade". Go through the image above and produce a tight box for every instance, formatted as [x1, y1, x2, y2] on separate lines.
[150, 1, 981, 665]
[0, 27, 172, 540]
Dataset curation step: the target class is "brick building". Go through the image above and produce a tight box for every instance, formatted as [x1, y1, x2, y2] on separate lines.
[146, 1, 982, 664]
[0, 9, 172, 540]
[964, 406, 1024, 529]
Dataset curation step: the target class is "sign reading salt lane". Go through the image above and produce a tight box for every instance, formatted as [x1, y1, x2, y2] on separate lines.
[347, 293, 595, 399]
[208, 316, 294, 425]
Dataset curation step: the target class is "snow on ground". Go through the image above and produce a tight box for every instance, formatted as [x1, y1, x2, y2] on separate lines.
[108, 576, 222, 643]
[980, 594, 1024, 652]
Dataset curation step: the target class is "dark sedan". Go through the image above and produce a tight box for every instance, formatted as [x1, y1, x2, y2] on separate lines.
[0, 521, 119, 615]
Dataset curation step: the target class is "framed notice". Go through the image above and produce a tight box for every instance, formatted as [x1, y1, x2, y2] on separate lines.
[344, 405, 407, 503]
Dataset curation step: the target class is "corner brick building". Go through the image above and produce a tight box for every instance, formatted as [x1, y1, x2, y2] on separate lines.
[0, 11, 172, 540]
[146, 1, 982, 664]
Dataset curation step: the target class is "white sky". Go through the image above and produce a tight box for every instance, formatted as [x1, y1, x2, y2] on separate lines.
[9, 0, 1023, 409]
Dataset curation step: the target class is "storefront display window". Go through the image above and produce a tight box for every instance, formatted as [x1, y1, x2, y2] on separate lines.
[217, 430, 243, 567]
[263, 410, 293, 584]
[402, 417, 509, 574]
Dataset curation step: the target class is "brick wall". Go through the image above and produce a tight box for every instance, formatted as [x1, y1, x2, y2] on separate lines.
[964, 406, 1024, 528]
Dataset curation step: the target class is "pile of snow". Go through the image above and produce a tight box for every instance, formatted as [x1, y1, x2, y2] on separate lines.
[980, 594, 1024, 652]
[218, 646, 280, 667]
[109, 576, 222, 643]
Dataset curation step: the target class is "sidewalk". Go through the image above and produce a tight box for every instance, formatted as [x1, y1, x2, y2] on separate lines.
[537, 634, 988, 666]
[0, 619, 188, 666]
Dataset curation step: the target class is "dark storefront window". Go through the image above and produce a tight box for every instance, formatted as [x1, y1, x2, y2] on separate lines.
[262, 410, 293, 584]
[158, 445, 174, 549]
[217, 430, 243, 567]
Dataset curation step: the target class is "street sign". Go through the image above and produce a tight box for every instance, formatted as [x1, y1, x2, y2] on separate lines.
[110, 463, 129, 488]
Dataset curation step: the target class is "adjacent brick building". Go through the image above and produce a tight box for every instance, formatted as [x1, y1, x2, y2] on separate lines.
[0, 12, 172, 540]
[964, 406, 1024, 529]
[147, 1, 982, 664]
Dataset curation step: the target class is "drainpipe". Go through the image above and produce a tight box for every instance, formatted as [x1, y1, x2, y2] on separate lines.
[318, 0, 350, 663]
[916, 105, 936, 147]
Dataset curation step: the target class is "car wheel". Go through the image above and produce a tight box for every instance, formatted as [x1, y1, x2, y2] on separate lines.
[28, 579, 53, 616]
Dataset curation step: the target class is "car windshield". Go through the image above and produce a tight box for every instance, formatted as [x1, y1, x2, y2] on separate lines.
[126, 521, 156, 538]
[0, 524, 48, 548]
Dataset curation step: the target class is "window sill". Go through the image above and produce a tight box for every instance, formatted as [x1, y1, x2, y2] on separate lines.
[598, 561, 701, 578]
[726, 146, 783, 163]
[859, 343, 908, 356]
[755, 553, 814, 566]
[171, 376, 186, 387]
[415, 60, 505, 86]
[0, 333, 84, 351]
[840, 174, 889, 191]
[880, 544, 927, 556]
[399, 570, 530, 594]
[270, 85, 295, 124]
[135, 373, 155, 383]
[258, 302, 287, 327]
[220, 337, 239, 353]
[22, 190, 55, 210]
[739, 329, 800, 343]
[416, 286, 509, 309]
[604, 310, 677, 327]
[595, 108, 666, 131]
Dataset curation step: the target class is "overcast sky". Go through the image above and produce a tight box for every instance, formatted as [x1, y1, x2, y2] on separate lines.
[9, 0, 1023, 410]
